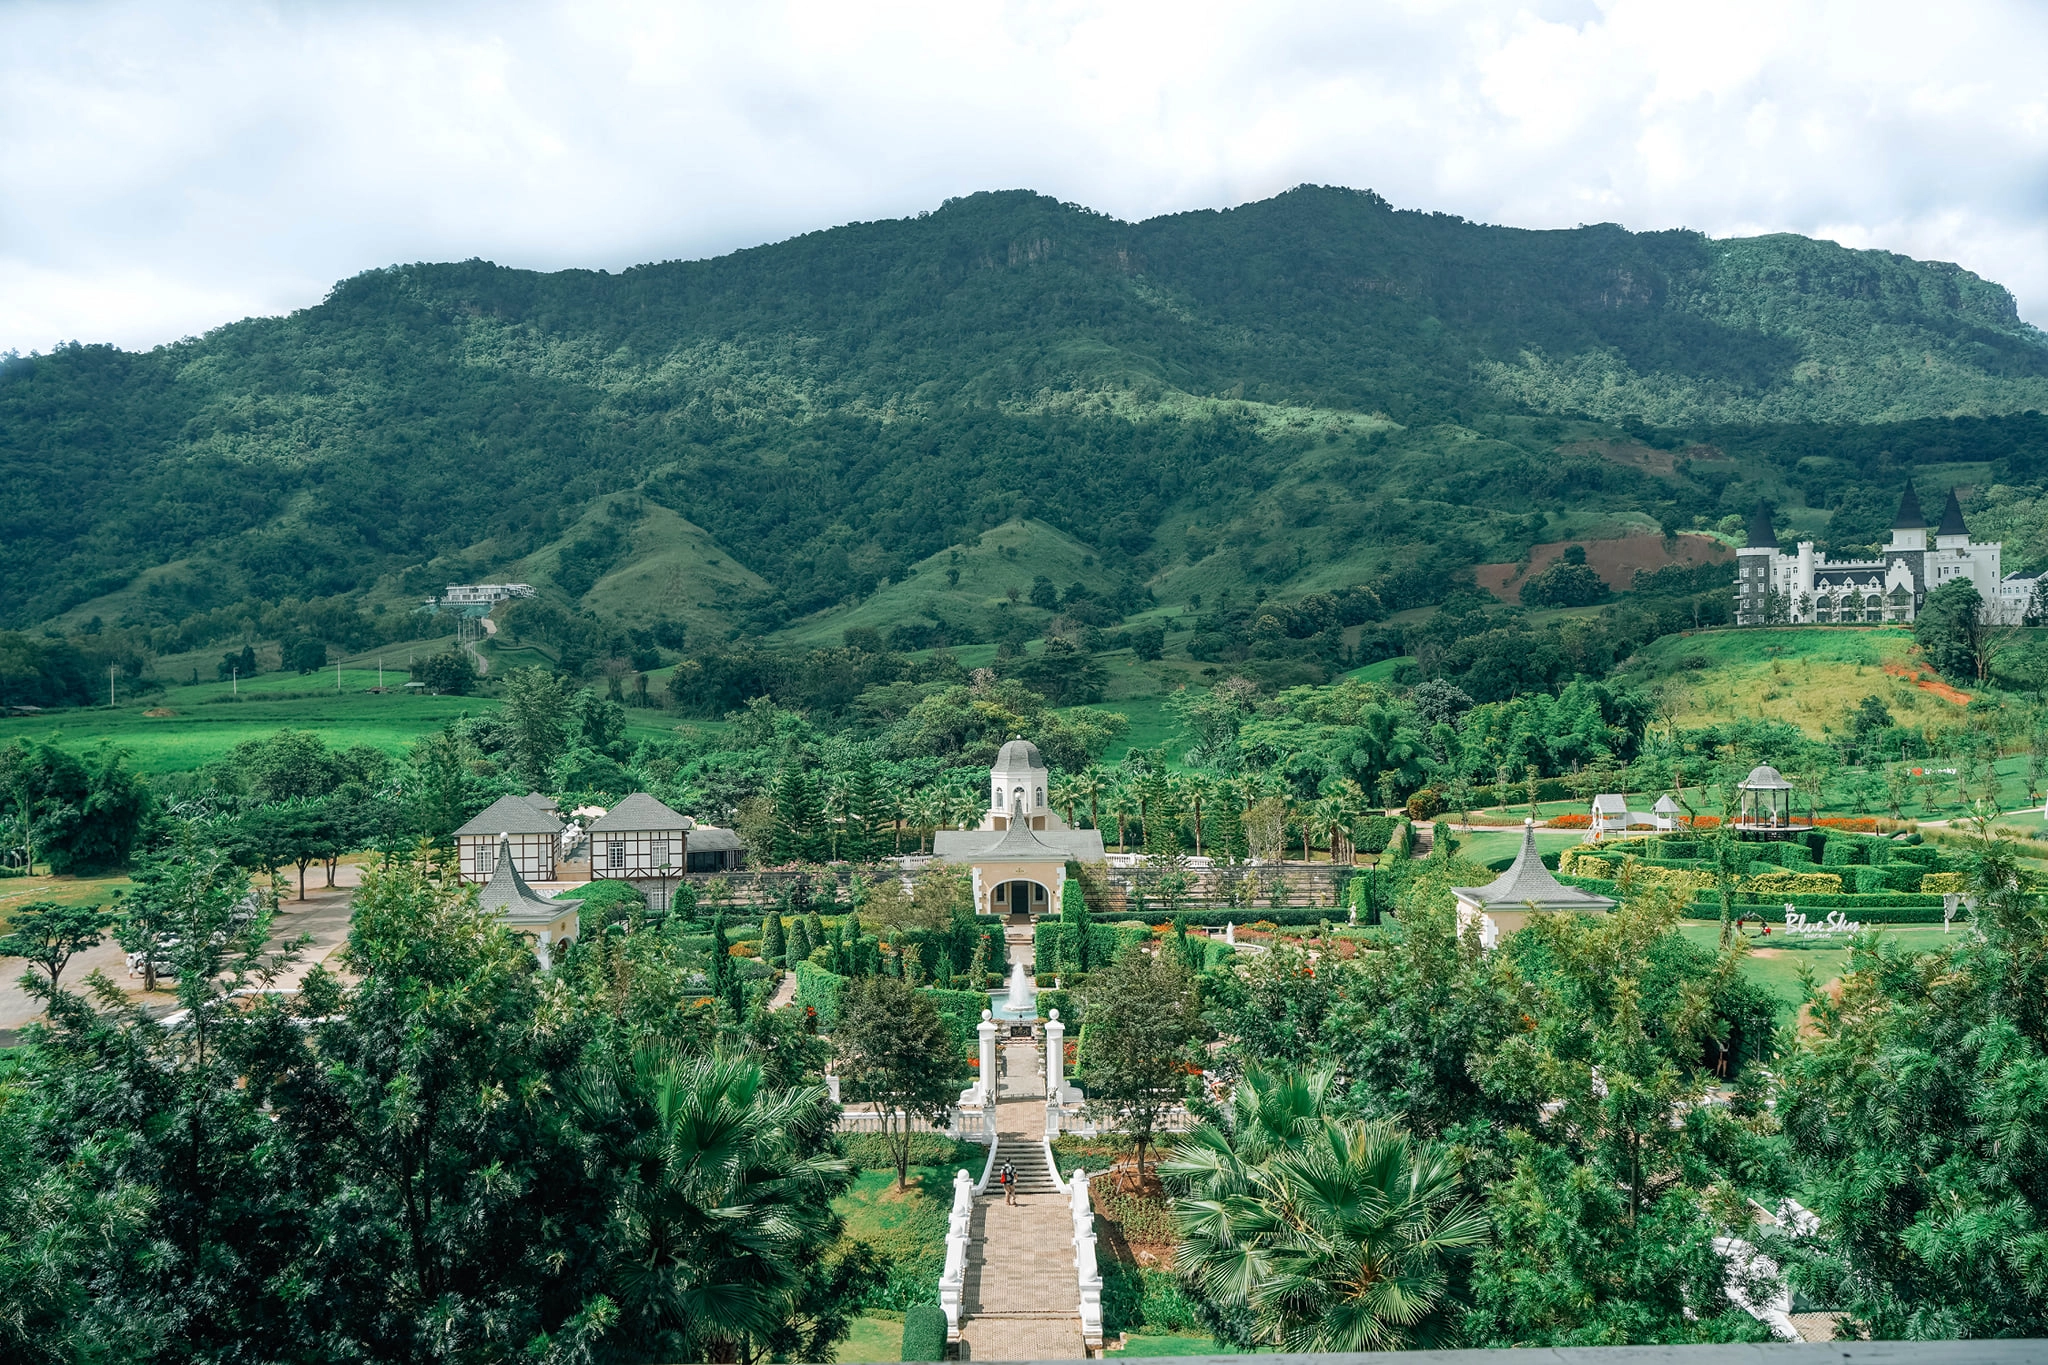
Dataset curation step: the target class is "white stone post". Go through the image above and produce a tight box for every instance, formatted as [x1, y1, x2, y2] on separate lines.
[978, 1009, 999, 1106]
[1045, 1007, 1065, 1099]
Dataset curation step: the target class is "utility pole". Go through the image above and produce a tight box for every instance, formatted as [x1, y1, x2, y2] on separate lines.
[336, 658, 342, 692]
[232, 666, 238, 696]
[379, 658, 384, 690]
[109, 665, 116, 708]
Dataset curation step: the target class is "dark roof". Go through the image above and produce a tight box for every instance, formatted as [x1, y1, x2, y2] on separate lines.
[933, 822, 1106, 865]
[995, 738, 1046, 770]
[1893, 482, 1926, 530]
[476, 836, 568, 924]
[588, 793, 694, 833]
[1451, 821, 1616, 913]
[455, 794, 563, 838]
[1743, 501, 1778, 551]
[1937, 487, 1969, 538]
[685, 826, 743, 852]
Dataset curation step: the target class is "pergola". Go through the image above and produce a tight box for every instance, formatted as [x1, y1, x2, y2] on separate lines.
[1734, 764, 1808, 841]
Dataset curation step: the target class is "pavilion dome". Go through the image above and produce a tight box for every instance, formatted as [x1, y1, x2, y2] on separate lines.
[1739, 764, 1792, 790]
[995, 738, 1045, 770]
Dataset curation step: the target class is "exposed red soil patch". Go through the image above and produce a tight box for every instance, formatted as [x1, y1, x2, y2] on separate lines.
[1476, 533, 1732, 604]
[1882, 659, 1972, 706]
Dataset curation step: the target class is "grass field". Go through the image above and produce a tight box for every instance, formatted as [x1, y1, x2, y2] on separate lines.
[1676, 922, 1965, 1022]
[771, 518, 1122, 649]
[0, 669, 687, 776]
[1109, 1333, 1255, 1356]
[831, 1317, 905, 1362]
[1622, 626, 1994, 737]
[0, 869, 134, 928]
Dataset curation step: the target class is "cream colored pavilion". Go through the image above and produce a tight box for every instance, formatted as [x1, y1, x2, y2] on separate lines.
[932, 739, 1106, 919]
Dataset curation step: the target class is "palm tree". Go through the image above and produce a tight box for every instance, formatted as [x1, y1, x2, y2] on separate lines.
[576, 1047, 852, 1364]
[1165, 1067, 1487, 1354]
[1307, 795, 1348, 865]
[1070, 767, 1107, 830]
[906, 788, 941, 853]
[1050, 775, 1081, 828]
[1106, 781, 1140, 854]
[1178, 772, 1216, 857]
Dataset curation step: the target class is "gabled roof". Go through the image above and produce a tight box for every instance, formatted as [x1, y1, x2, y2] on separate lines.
[1743, 500, 1779, 551]
[588, 792, 694, 833]
[1654, 795, 1682, 812]
[1452, 821, 1616, 913]
[933, 822, 1106, 865]
[1893, 482, 1926, 530]
[455, 794, 563, 838]
[686, 826, 743, 852]
[1592, 794, 1628, 814]
[476, 835, 568, 925]
[1936, 487, 1969, 538]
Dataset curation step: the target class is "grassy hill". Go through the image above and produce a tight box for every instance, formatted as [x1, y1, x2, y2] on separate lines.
[1618, 627, 1979, 737]
[9, 186, 2048, 656]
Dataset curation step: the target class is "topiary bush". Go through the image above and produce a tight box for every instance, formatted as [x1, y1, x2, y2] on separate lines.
[901, 1305, 947, 1361]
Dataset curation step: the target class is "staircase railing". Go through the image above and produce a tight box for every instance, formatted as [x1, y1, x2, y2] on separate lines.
[939, 1167, 974, 1343]
[1067, 1168, 1105, 1350]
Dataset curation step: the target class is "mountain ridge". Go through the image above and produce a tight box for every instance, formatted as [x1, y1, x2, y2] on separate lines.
[5, 185, 2047, 660]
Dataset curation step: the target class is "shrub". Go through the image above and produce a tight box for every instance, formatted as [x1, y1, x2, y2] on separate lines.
[795, 961, 846, 1029]
[1919, 871, 1969, 893]
[1743, 870, 1843, 895]
[901, 1305, 948, 1361]
[1405, 787, 1446, 821]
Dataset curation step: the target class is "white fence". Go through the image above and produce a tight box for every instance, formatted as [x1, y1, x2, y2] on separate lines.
[939, 1167, 974, 1341]
[1047, 1104, 1197, 1139]
[834, 1103, 997, 1144]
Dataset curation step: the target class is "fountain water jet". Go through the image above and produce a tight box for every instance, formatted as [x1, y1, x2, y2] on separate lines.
[1006, 957, 1033, 1014]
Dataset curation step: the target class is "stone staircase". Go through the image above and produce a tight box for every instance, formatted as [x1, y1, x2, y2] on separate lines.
[993, 1133, 1061, 1195]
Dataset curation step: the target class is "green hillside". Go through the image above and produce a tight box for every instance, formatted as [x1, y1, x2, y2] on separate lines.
[7, 184, 2048, 710]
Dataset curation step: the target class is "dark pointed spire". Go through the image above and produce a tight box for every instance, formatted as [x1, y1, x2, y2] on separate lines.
[1936, 487, 1968, 538]
[1892, 481, 1926, 530]
[1744, 500, 1778, 551]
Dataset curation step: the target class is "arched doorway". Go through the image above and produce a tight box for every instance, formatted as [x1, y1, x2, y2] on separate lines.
[991, 877, 1051, 922]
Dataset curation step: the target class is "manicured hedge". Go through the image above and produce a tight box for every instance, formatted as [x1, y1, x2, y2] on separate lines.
[1093, 908, 1340, 927]
[901, 1305, 948, 1361]
[922, 987, 991, 1051]
[795, 961, 846, 1029]
[1685, 902, 1965, 925]
[1037, 987, 1073, 1020]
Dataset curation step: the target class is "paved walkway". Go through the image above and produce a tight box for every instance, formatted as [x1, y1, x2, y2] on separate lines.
[958, 924, 1088, 1360]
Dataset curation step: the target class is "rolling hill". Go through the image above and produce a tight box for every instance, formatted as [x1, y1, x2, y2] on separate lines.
[6, 184, 2048, 678]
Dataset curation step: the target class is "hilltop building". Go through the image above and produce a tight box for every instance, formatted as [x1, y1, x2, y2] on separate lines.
[1735, 485, 2042, 626]
[933, 739, 1107, 919]
[439, 584, 535, 607]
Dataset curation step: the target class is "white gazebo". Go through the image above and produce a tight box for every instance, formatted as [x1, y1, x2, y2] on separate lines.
[456, 795, 564, 883]
[1735, 764, 1807, 840]
[1451, 819, 1617, 949]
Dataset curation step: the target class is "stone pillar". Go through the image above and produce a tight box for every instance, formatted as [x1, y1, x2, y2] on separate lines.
[978, 1009, 999, 1103]
[1045, 1008, 1065, 1100]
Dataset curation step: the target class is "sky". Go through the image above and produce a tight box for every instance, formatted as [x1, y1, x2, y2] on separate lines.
[6, 0, 2048, 355]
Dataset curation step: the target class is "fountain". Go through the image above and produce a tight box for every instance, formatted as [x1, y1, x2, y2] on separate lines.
[1005, 957, 1033, 1014]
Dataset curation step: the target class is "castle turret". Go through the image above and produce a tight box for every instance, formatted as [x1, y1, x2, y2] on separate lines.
[1935, 487, 1970, 551]
[1735, 500, 1779, 625]
[1887, 481, 1927, 552]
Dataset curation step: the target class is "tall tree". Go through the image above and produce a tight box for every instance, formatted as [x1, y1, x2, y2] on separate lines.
[500, 666, 576, 789]
[1082, 944, 1199, 1180]
[834, 976, 964, 1190]
[0, 900, 109, 991]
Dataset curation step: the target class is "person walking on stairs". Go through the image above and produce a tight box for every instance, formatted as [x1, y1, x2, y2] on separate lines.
[1000, 1158, 1017, 1205]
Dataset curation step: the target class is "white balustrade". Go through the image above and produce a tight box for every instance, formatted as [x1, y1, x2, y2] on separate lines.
[939, 1167, 974, 1342]
[1068, 1167, 1105, 1349]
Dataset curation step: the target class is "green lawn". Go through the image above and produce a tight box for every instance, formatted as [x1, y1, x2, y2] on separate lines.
[1677, 922, 1967, 1021]
[1110, 1333, 1256, 1356]
[0, 869, 134, 928]
[1451, 827, 1582, 866]
[829, 1316, 904, 1362]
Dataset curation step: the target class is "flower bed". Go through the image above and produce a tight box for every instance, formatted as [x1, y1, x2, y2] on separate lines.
[1547, 812, 1591, 828]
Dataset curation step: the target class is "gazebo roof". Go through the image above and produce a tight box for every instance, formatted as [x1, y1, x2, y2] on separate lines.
[476, 835, 567, 925]
[1451, 820, 1616, 913]
[1654, 795, 1682, 813]
[1738, 764, 1792, 791]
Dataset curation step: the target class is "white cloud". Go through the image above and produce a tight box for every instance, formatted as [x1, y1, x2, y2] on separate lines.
[5, 0, 2048, 354]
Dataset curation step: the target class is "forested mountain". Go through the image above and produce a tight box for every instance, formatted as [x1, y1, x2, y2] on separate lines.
[6, 185, 2048, 668]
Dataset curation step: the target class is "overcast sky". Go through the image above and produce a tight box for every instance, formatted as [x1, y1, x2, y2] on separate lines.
[6, 0, 2048, 355]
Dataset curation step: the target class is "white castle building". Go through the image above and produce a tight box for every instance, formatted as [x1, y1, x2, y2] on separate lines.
[1735, 484, 2043, 627]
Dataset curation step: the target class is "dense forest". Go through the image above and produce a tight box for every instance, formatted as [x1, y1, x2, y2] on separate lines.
[6, 185, 2048, 709]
